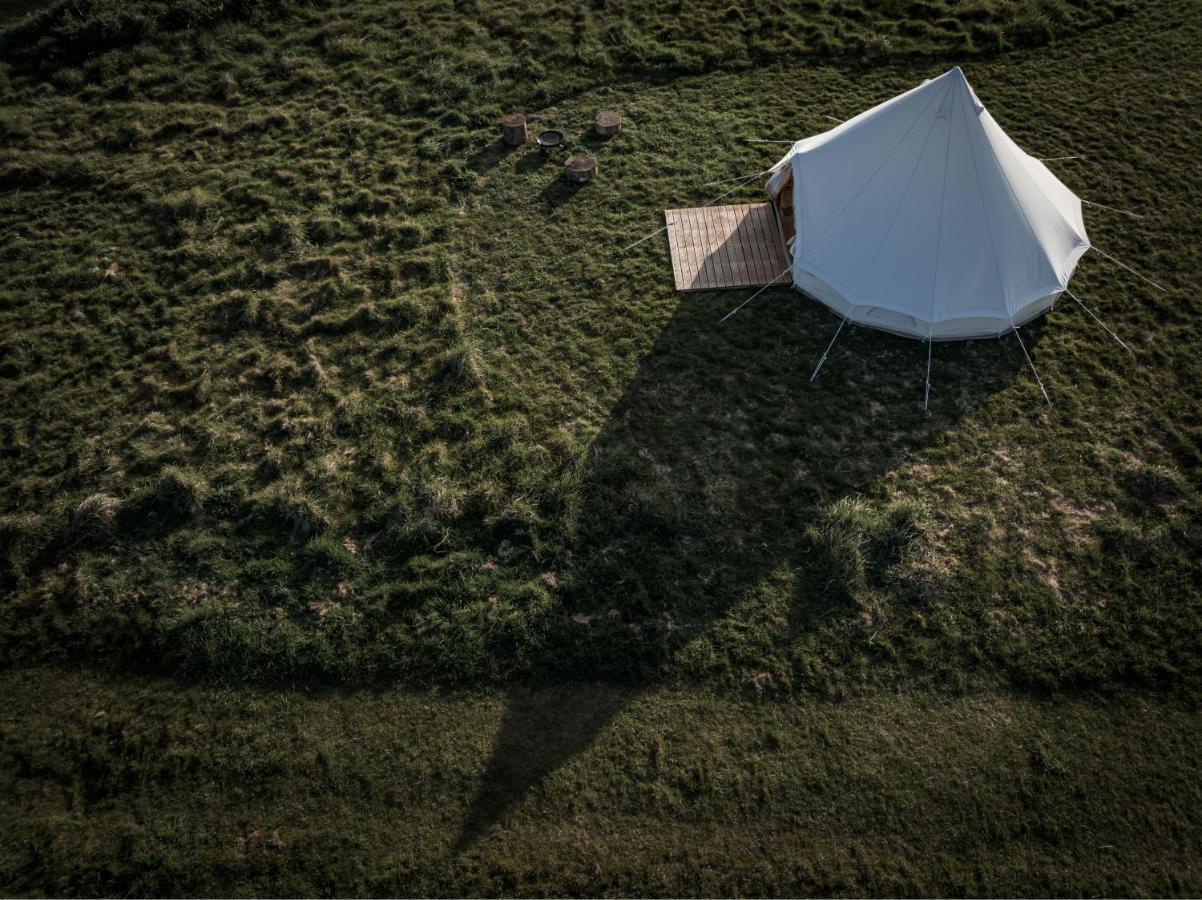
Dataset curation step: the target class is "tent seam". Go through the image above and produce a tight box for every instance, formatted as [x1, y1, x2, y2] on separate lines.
[798, 80, 947, 259]
[972, 105, 1065, 296]
[926, 92, 955, 337]
[958, 86, 1009, 324]
[990, 119, 1088, 246]
[851, 81, 953, 304]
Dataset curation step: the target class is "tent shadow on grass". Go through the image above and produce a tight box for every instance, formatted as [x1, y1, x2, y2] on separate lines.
[452, 279, 1043, 854]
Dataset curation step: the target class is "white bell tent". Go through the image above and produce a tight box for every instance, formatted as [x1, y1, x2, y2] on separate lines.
[634, 65, 1160, 406]
[764, 66, 1090, 342]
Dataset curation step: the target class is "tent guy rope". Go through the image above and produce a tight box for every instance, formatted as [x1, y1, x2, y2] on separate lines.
[622, 170, 774, 253]
[1065, 288, 1134, 354]
[704, 168, 777, 187]
[1011, 325, 1052, 406]
[924, 339, 933, 411]
[1091, 246, 1166, 292]
[1082, 199, 1145, 219]
[810, 318, 848, 382]
[718, 266, 793, 323]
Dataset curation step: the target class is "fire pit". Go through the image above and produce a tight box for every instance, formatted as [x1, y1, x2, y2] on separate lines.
[536, 129, 564, 152]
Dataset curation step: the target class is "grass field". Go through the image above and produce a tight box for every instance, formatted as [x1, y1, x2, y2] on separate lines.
[3, 668, 1202, 896]
[1, 0, 1200, 893]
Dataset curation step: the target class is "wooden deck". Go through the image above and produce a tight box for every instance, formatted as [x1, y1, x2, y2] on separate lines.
[665, 203, 791, 292]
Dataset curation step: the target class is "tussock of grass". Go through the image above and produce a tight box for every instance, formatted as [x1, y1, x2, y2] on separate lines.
[69, 493, 120, 541]
[804, 496, 927, 605]
[154, 466, 208, 517]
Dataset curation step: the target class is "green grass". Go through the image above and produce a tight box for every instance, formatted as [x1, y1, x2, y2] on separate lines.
[1, 0, 1201, 892]
[3, 667, 1201, 897]
[0, 0, 1198, 694]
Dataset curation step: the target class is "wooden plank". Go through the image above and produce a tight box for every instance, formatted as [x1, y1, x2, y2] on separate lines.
[740, 203, 769, 281]
[726, 205, 755, 287]
[692, 206, 719, 290]
[734, 204, 767, 285]
[666, 212, 687, 290]
[706, 205, 735, 285]
[665, 214, 682, 289]
[670, 207, 701, 290]
[677, 207, 700, 289]
[688, 206, 713, 289]
[728, 204, 756, 284]
[759, 204, 791, 282]
[676, 209, 697, 288]
[706, 206, 737, 288]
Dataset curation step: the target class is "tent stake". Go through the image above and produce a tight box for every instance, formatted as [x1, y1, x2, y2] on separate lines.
[1065, 288, 1135, 355]
[1012, 325, 1052, 406]
[718, 266, 793, 323]
[810, 318, 848, 382]
[1082, 199, 1144, 220]
[1091, 246, 1166, 292]
[924, 339, 933, 411]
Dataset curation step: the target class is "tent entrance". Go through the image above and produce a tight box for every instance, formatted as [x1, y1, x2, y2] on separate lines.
[773, 168, 796, 246]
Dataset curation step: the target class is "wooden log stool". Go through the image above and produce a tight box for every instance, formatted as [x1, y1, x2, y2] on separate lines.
[500, 113, 527, 147]
[564, 155, 597, 183]
[595, 110, 622, 137]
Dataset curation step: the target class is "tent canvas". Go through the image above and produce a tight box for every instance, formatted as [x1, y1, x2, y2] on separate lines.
[765, 67, 1091, 341]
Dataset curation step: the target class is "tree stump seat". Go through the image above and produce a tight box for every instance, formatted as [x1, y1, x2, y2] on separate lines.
[595, 110, 622, 137]
[500, 113, 527, 147]
[564, 155, 597, 183]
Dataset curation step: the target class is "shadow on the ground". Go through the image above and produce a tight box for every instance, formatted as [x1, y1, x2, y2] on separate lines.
[452, 264, 1038, 852]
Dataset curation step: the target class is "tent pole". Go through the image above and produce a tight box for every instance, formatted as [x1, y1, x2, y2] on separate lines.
[924, 338, 933, 412]
[1065, 288, 1135, 355]
[743, 139, 796, 144]
[1082, 199, 1144, 220]
[1011, 325, 1052, 406]
[719, 266, 793, 323]
[1091, 246, 1166, 292]
[1038, 156, 1081, 161]
[810, 318, 848, 382]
